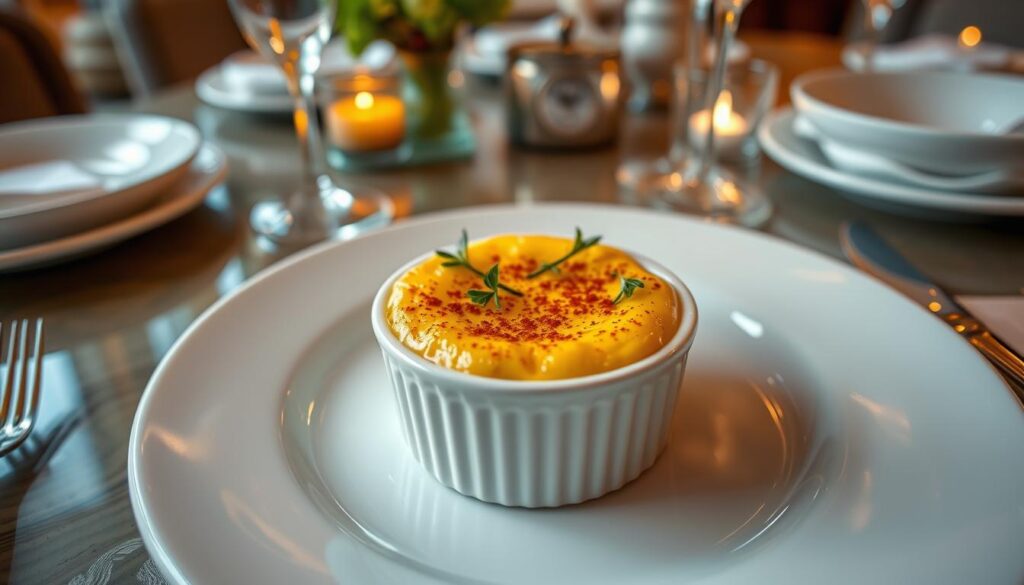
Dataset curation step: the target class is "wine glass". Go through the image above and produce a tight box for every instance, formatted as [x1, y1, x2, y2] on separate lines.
[228, 0, 392, 247]
[860, 0, 905, 70]
[619, 0, 769, 226]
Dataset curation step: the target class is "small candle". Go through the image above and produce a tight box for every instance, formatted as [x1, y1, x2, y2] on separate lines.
[327, 91, 405, 152]
[688, 90, 748, 156]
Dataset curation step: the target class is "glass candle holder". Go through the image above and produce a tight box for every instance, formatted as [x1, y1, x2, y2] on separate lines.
[324, 70, 411, 171]
[675, 58, 778, 163]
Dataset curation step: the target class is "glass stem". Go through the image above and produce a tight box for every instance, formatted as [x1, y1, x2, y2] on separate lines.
[283, 61, 326, 190]
[696, 3, 742, 183]
[671, 0, 712, 164]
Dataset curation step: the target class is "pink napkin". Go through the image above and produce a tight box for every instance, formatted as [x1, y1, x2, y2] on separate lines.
[957, 295, 1024, 355]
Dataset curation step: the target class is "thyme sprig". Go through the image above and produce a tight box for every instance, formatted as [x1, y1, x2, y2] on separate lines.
[467, 264, 504, 309]
[436, 229, 523, 297]
[612, 273, 645, 305]
[527, 227, 602, 278]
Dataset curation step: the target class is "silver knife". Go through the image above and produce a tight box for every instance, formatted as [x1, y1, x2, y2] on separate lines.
[840, 221, 1024, 400]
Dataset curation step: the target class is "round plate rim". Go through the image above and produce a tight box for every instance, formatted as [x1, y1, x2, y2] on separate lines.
[0, 114, 202, 219]
[128, 203, 1024, 584]
[0, 145, 227, 271]
[758, 107, 1024, 216]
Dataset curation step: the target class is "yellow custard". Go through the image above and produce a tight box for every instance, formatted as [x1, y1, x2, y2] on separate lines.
[385, 234, 681, 380]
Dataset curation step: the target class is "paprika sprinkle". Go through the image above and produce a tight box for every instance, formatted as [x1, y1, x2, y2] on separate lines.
[385, 234, 681, 380]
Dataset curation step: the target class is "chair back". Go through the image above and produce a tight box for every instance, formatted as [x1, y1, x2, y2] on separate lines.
[0, 7, 87, 124]
[105, 0, 247, 95]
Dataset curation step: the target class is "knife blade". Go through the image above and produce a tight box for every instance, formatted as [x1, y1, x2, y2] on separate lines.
[840, 221, 1024, 401]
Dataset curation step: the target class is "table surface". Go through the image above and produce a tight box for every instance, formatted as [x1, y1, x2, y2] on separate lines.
[1, 31, 1023, 585]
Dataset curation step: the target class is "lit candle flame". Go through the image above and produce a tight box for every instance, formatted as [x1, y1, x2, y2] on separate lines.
[958, 25, 982, 48]
[354, 91, 375, 110]
[713, 90, 734, 130]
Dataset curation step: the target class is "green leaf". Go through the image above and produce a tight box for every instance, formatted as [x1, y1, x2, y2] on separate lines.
[527, 227, 603, 279]
[612, 274, 646, 305]
[483, 264, 499, 290]
[467, 289, 493, 305]
[458, 229, 469, 258]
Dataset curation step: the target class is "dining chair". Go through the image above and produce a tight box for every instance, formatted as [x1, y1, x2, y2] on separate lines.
[104, 0, 247, 96]
[0, 6, 87, 124]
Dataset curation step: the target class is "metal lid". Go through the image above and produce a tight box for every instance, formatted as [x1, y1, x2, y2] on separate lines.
[508, 18, 619, 63]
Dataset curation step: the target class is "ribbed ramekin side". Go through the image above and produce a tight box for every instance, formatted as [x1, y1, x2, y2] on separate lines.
[381, 352, 689, 507]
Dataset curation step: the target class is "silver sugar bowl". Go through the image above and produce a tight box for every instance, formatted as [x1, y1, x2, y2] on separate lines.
[506, 20, 622, 149]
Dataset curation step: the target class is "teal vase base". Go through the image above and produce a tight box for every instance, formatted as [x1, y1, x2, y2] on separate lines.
[326, 143, 413, 172]
[406, 111, 476, 165]
[326, 115, 475, 171]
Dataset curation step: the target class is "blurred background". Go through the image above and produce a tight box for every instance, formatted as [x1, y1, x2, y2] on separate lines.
[3, 0, 1021, 121]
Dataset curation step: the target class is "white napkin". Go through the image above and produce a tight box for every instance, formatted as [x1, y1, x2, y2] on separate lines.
[220, 51, 287, 94]
[0, 160, 102, 201]
[218, 40, 398, 96]
[844, 34, 1024, 73]
[473, 15, 565, 57]
[957, 295, 1024, 356]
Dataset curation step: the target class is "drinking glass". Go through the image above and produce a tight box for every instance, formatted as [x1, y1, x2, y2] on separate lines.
[228, 0, 392, 246]
[859, 0, 905, 70]
[618, 0, 769, 227]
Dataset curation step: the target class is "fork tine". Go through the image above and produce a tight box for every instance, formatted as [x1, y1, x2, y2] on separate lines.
[0, 319, 43, 457]
[26, 319, 44, 428]
[11, 320, 29, 429]
[0, 321, 17, 426]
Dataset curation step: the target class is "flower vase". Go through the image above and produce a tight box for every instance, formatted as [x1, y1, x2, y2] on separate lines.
[400, 50, 475, 164]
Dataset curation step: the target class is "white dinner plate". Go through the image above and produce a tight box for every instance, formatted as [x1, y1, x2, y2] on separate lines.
[0, 145, 226, 272]
[0, 114, 201, 249]
[129, 204, 1024, 584]
[759, 108, 1024, 219]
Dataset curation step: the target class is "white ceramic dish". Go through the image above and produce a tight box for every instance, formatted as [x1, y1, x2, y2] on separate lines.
[791, 115, 1024, 195]
[791, 69, 1024, 175]
[0, 114, 201, 249]
[195, 67, 295, 115]
[129, 204, 1024, 584]
[372, 250, 698, 508]
[0, 145, 226, 273]
[196, 42, 397, 114]
[759, 108, 1024, 219]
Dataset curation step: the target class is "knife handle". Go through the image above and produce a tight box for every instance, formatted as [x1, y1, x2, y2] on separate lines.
[968, 331, 1024, 403]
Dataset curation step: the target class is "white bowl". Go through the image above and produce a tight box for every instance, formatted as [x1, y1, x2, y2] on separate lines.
[791, 69, 1024, 175]
[0, 114, 201, 250]
[371, 249, 698, 508]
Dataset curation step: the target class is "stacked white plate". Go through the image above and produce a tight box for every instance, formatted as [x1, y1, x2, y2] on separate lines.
[0, 114, 227, 272]
[759, 69, 1024, 219]
[196, 41, 397, 115]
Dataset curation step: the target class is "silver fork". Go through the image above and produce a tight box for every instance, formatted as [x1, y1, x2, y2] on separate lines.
[0, 319, 44, 458]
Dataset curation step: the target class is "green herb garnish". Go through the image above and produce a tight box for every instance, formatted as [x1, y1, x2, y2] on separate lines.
[436, 229, 523, 297]
[527, 227, 602, 279]
[467, 264, 505, 309]
[612, 273, 645, 305]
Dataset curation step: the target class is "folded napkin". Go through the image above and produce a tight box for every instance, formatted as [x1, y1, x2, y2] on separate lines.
[219, 40, 398, 96]
[957, 295, 1024, 356]
[473, 15, 565, 58]
[844, 34, 1024, 73]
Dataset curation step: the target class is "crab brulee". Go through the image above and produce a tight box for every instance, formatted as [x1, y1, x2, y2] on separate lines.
[384, 231, 681, 380]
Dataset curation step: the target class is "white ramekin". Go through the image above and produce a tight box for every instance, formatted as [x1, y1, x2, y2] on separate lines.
[371, 250, 698, 508]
